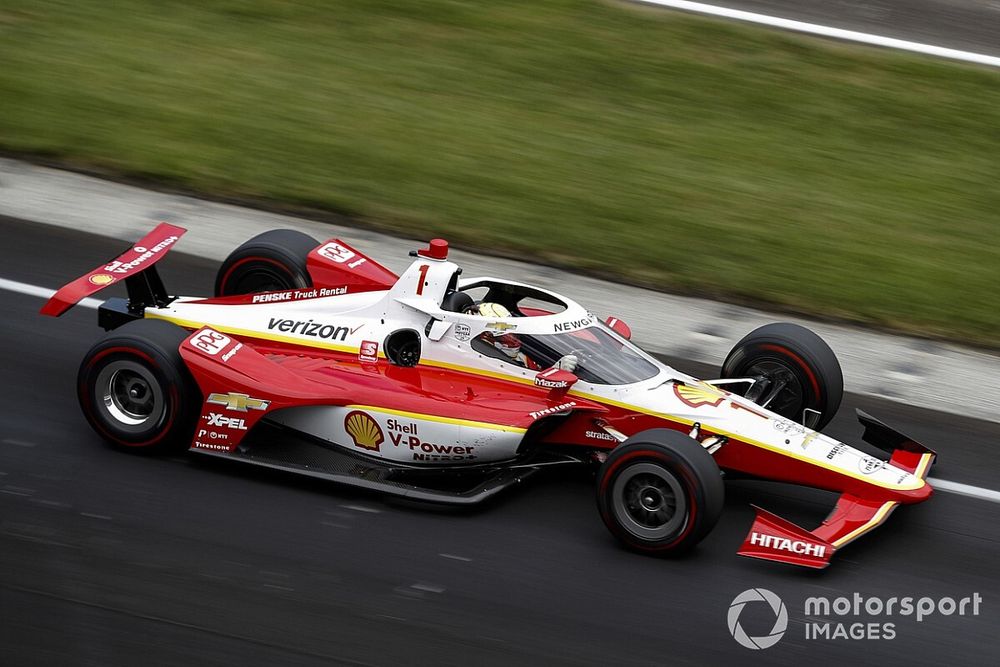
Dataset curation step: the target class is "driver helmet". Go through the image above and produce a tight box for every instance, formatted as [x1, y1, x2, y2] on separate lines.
[474, 302, 510, 318]
[493, 333, 522, 359]
[470, 303, 522, 360]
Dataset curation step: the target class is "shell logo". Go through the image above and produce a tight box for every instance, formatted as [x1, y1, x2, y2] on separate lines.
[344, 411, 384, 451]
[673, 381, 726, 408]
[89, 274, 115, 286]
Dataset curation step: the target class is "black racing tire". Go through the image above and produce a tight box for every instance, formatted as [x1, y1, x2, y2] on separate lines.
[77, 319, 201, 453]
[597, 429, 724, 555]
[214, 229, 318, 296]
[721, 322, 843, 431]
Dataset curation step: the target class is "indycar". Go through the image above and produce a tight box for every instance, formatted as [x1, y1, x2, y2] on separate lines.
[41, 224, 936, 568]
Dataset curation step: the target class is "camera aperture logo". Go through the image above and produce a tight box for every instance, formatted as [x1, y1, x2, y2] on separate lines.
[727, 589, 983, 649]
[728, 588, 788, 650]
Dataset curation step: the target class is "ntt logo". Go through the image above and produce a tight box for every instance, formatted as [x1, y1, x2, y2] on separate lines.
[727, 588, 788, 650]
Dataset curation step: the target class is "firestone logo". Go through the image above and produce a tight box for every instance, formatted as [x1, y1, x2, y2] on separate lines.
[727, 588, 788, 650]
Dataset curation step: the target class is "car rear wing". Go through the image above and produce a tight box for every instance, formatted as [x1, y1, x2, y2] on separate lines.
[40, 223, 186, 317]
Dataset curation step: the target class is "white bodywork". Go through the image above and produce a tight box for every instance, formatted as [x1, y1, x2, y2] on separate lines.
[145, 252, 924, 489]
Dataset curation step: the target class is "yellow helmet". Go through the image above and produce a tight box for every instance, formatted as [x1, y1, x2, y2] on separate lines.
[476, 302, 511, 318]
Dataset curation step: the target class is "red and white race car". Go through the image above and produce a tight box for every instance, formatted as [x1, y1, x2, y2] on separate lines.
[42, 224, 935, 568]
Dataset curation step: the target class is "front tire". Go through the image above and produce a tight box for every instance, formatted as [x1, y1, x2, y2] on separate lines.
[721, 322, 843, 430]
[214, 229, 318, 296]
[597, 429, 724, 555]
[78, 319, 200, 452]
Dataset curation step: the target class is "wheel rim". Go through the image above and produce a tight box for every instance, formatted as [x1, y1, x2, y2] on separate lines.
[611, 462, 687, 541]
[229, 266, 293, 294]
[95, 360, 166, 434]
[742, 359, 806, 419]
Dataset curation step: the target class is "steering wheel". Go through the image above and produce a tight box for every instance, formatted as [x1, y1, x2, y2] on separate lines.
[396, 341, 421, 367]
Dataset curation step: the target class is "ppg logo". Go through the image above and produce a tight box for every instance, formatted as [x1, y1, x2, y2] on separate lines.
[727, 588, 788, 650]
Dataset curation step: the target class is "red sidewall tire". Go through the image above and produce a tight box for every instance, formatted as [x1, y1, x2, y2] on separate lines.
[721, 323, 843, 431]
[77, 319, 199, 453]
[597, 430, 724, 556]
[214, 229, 317, 297]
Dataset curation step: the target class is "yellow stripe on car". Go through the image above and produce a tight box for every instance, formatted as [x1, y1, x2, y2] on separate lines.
[348, 405, 526, 433]
[145, 311, 925, 491]
[146, 312, 358, 354]
[831, 501, 898, 548]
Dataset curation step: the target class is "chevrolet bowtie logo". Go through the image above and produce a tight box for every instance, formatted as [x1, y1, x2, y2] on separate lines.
[206, 392, 270, 412]
[486, 321, 517, 332]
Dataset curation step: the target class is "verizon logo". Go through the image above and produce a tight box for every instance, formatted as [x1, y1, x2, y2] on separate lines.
[267, 318, 361, 341]
[750, 532, 827, 557]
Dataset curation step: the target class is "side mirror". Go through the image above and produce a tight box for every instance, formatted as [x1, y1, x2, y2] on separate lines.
[604, 316, 632, 340]
[534, 367, 579, 394]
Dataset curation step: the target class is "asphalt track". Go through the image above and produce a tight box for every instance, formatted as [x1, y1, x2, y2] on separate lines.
[635, 0, 1000, 57]
[1, 216, 998, 666]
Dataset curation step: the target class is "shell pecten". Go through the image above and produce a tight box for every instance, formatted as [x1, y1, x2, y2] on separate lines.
[345, 411, 384, 451]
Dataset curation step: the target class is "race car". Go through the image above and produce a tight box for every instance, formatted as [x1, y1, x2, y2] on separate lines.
[41, 223, 936, 568]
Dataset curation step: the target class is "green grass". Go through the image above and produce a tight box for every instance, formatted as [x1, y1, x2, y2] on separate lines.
[1, 0, 999, 344]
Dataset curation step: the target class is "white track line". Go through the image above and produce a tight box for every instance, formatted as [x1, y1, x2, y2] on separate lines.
[928, 477, 1000, 504]
[0, 277, 101, 309]
[635, 0, 1000, 68]
[2, 276, 1000, 504]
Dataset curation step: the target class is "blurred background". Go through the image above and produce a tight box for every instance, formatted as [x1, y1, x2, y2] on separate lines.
[2, 0, 998, 345]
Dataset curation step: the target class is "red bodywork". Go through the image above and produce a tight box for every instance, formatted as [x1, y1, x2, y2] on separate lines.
[174, 321, 933, 570]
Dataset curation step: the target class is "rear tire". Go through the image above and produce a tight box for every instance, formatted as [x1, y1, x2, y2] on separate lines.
[214, 229, 318, 296]
[78, 319, 200, 452]
[597, 429, 724, 555]
[721, 322, 843, 431]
